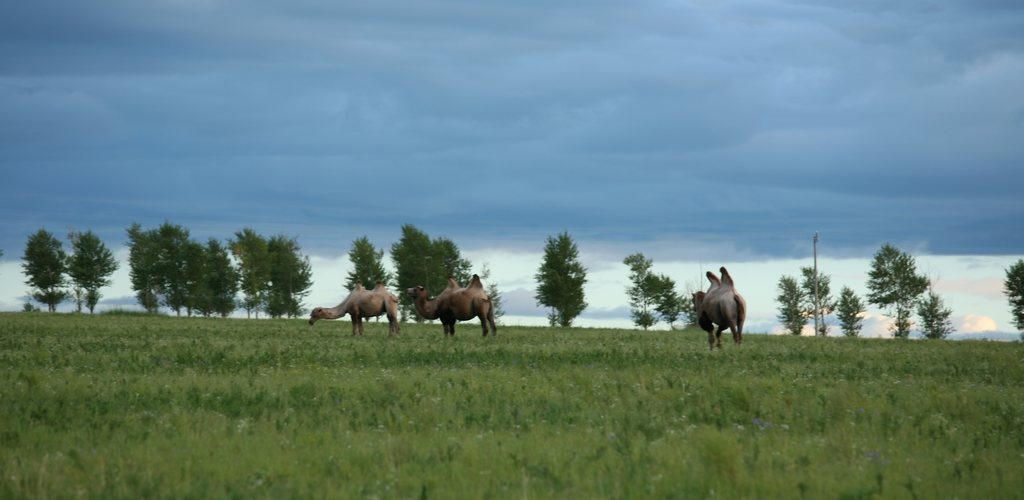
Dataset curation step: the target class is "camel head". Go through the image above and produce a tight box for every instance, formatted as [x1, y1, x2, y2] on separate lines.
[308, 306, 344, 326]
[406, 285, 427, 301]
[692, 291, 706, 311]
[308, 307, 325, 326]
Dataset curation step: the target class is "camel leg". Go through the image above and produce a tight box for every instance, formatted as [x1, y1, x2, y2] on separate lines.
[488, 308, 497, 337]
[707, 330, 715, 351]
[350, 318, 359, 336]
[731, 325, 741, 345]
[354, 316, 364, 336]
[715, 327, 724, 349]
[479, 315, 489, 337]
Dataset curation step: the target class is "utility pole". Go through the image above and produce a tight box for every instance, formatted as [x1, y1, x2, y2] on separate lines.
[813, 231, 820, 336]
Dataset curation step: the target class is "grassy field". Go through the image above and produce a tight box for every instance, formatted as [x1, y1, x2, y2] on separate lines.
[1, 312, 1022, 499]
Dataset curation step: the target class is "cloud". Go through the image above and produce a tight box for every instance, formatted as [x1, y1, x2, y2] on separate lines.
[2, 0, 1023, 329]
[957, 314, 998, 333]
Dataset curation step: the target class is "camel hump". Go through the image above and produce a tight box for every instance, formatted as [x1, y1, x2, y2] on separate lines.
[446, 277, 460, 289]
[468, 274, 483, 289]
[373, 281, 387, 291]
[720, 267, 734, 286]
[706, 271, 721, 286]
[354, 281, 366, 291]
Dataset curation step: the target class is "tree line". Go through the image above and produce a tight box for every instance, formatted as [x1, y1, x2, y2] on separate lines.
[13, 223, 589, 326]
[775, 242, 1024, 340]
[13, 226, 1024, 337]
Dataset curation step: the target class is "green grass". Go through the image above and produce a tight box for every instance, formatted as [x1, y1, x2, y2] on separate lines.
[1, 313, 1022, 498]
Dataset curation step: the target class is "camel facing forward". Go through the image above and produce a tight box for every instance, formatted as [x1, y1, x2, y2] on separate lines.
[309, 282, 400, 336]
[406, 274, 497, 337]
[692, 267, 746, 350]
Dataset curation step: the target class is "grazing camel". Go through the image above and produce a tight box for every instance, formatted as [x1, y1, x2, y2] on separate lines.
[308, 281, 400, 336]
[406, 274, 497, 337]
[693, 267, 746, 350]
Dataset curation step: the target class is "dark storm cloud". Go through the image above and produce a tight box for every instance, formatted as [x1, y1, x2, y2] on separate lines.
[1, 1, 1022, 259]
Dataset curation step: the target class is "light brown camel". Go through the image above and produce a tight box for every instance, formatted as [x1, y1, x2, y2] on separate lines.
[406, 274, 497, 337]
[693, 267, 746, 350]
[308, 281, 400, 336]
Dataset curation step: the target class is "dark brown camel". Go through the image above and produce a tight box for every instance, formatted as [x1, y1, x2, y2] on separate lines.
[693, 267, 746, 350]
[309, 281, 400, 336]
[406, 274, 497, 337]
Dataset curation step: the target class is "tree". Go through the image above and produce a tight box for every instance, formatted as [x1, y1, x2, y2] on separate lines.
[1005, 259, 1024, 333]
[478, 263, 505, 322]
[126, 223, 160, 313]
[535, 231, 588, 327]
[624, 252, 659, 330]
[346, 236, 392, 291]
[836, 286, 866, 337]
[433, 237, 473, 291]
[800, 266, 835, 336]
[154, 222, 192, 316]
[22, 229, 69, 312]
[199, 239, 239, 318]
[866, 243, 929, 338]
[182, 239, 207, 317]
[776, 275, 806, 336]
[264, 235, 313, 318]
[67, 230, 119, 314]
[231, 228, 271, 318]
[391, 224, 439, 320]
[390, 225, 474, 321]
[653, 274, 685, 329]
[918, 289, 954, 340]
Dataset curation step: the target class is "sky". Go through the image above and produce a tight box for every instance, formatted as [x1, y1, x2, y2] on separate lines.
[1, 1, 1022, 338]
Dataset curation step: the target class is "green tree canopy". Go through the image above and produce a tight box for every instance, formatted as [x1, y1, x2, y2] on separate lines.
[836, 286, 866, 337]
[265, 235, 314, 318]
[182, 239, 206, 317]
[22, 229, 69, 312]
[918, 290, 954, 340]
[155, 222, 192, 316]
[653, 274, 685, 329]
[1004, 259, 1024, 332]
[866, 243, 929, 338]
[776, 275, 806, 336]
[623, 252, 658, 330]
[345, 236, 392, 291]
[390, 224, 473, 321]
[67, 230, 119, 314]
[535, 231, 588, 327]
[800, 266, 834, 336]
[198, 238, 239, 318]
[231, 228, 271, 318]
[126, 223, 160, 313]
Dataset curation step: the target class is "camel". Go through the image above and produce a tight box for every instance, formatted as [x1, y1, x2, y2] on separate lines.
[308, 281, 401, 336]
[406, 274, 497, 337]
[693, 267, 746, 350]
[404, 277, 460, 326]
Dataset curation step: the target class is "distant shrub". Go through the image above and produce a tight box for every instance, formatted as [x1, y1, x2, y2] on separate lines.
[100, 308, 164, 317]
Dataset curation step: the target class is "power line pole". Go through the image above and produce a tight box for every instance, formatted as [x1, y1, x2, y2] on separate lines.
[813, 231, 820, 336]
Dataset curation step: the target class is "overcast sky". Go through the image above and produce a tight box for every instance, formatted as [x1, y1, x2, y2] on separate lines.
[1, 1, 1022, 336]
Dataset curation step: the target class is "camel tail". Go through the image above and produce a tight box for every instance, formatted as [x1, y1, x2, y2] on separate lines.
[735, 295, 747, 334]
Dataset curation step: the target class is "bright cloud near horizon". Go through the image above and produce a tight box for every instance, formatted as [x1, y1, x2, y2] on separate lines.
[1, 1, 1022, 337]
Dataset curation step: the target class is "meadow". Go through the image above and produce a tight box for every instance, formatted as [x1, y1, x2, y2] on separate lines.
[1, 312, 1022, 499]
